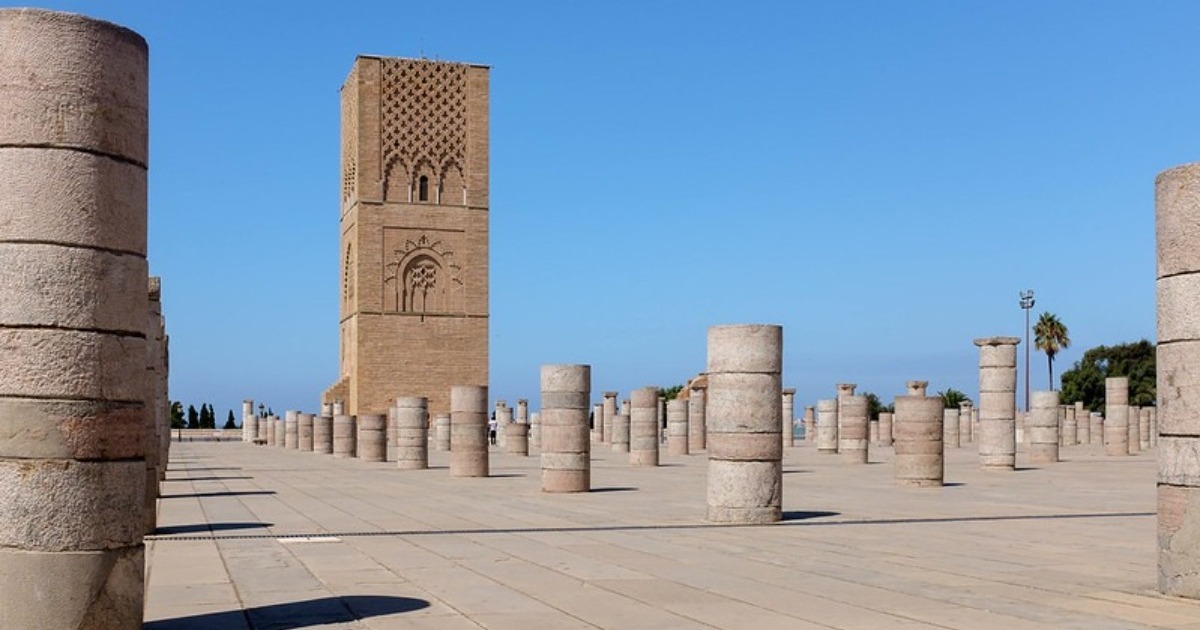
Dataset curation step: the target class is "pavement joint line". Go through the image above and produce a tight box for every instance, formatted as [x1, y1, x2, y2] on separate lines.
[145, 510, 1155, 542]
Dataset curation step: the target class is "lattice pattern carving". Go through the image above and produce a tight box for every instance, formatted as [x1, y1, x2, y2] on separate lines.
[383, 234, 464, 319]
[380, 59, 467, 196]
[341, 65, 359, 203]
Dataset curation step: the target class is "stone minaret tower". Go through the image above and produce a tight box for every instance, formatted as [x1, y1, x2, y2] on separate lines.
[326, 56, 489, 415]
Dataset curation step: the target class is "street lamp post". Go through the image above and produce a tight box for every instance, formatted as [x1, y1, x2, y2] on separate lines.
[1019, 289, 1035, 413]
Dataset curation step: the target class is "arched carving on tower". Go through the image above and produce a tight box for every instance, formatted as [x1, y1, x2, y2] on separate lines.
[412, 158, 436, 203]
[440, 159, 465, 206]
[383, 157, 409, 202]
[383, 234, 464, 318]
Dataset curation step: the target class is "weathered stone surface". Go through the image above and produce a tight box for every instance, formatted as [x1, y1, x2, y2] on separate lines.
[610, 413, 630, 453]
[781, 388, 795, 448]
[357, 414, 386, 462]
[1105, 377, 1130, 457]
[0, 399, 144, 460]
[540, 365, 589, 492]
[0, 329, 145, 401]
[395, 397, 429, 469]
[706, 324, 782, 524]
[0, 245, 147, 333]
[450, 386, 489, 476]
[313, 415, 333, 454]
[0, 546, 144, 629]
[975, 337, 1018, 471]
[943, 408, 960, 449]
[434, 413, 450, 451]
[298, 413, 314, 452]
[284, 411, 299, 450]
[894, 393, 943, 487]
[0, 459, 142, 551]
[816, 399, 838, 454]
[878, 410, 893, 446]
[1028, 391, 1060, 464]
[333, 415, 356, 458]
[1159, 484, 1200, 596]
[839, 394, 868, 464]
[504, 422, 529, 456]
[602, 392, 617, 444]
[687, 387, 706, 451]
[629, 386, 659, 466]
[666, 399, 688, 456]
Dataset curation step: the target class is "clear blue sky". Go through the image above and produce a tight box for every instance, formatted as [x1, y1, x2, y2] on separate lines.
[29, 1, 1186, 419]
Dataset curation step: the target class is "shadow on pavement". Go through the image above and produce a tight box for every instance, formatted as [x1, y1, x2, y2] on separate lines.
[144, 595, 430, 630]
[152, 522, 274, 536]
[160, 490, 276, 499]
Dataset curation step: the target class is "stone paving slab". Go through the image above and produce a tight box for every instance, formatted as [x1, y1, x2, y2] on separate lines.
[145, 438, 1199, 629]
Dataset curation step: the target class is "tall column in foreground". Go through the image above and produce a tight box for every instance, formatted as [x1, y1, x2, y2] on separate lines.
[1155, 162, 1200, 597]
[706, 324, 782, 524]
[975, 336, 1020, 471]
[541, 365, 590, 492]
[0, 9, 148, 628]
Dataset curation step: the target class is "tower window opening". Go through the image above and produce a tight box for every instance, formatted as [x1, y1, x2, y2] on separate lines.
[418, 175, 429, 201]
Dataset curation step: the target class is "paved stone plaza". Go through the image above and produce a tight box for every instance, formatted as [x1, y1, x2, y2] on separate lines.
[145, 440, 1199, 629]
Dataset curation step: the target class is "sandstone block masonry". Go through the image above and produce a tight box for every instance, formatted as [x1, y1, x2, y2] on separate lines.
[975, 337, 1019, 471]
[540, 365, 590, 492]
[324, 56, 490, 418]
[0, 9, 150, 629]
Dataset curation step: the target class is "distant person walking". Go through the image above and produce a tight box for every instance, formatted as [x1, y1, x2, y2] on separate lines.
[488, 414, 498, 446]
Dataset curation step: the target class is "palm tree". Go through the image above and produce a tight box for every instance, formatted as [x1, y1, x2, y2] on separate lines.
[1033, 312, 1070, 390]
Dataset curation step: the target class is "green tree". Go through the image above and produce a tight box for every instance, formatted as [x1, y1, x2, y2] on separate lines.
[223, 409, 237, 430]
[186, 404, 199, 429]
[202, 404, 216, 429]
[937, 388, 972, 409]
[658, 385, 684, 400]
[1033, 311, 1071, 390]
[170, 401, 185, 429]
[864, 392, 884, 420]
[1060, 340, 1156, 411]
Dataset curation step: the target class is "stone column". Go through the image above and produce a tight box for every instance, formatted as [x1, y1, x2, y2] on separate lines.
[321, 402, 333, 416]
[357, 414, 386, 462]
[516, 399, 529, 424]
[265, 414, 277, 447]
[540, 365, 590, 492]
[591, 403, 603, 443]
[658, 395, 667, 438]
[959, 402, 973, 443]
[975, 336, 1020, 471]
[314, 414, 333, 454]
[529, 411, 541, 450]
[298, 413, 314, 452]
[706, 324, 783, 523]
[943, 407, 961, 449]
[1063, 405, 1077, 447]
[1028, 391, 1060, 464]
[333, 415, 356, 457]
[781, 388, 796, 447]
[285, 410, 299, 449]
[1104, 377, 1129, 456]
[504, 422, 529, 456]
[878, 411, 893, 447]
[839, 394, 869, 464]
[242, 399, 256, 442]
[495, 401, 511, 448]
[434, 413, 451, 451]
[450, 385, 488, 477]
[666, 399, 689, 455]
[332, 400, 345, 415]
[869, 419, 880, 445]
[835, 383, 854, 450]
[602, 392, 617, 443]
[611, 414, 631, 453]
[816, 399, 838, 454]
[1155, 161, 1200, 597]
[620, 399, 631, 417]
[804, 406, 816, 443]
[1075, 401, 1089, 445]
[1141, 407, 1152, 451]
[1129, 405, 1142, 454]
[630, 386, 659, 466]
[1150, 407, 1158, 448]
[688, 385, 707, 451]
[274, 415, 286, 448]
[894, 381, 943, 487]
[0, 10, 149, 627]
[395, 397, 428, 469]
